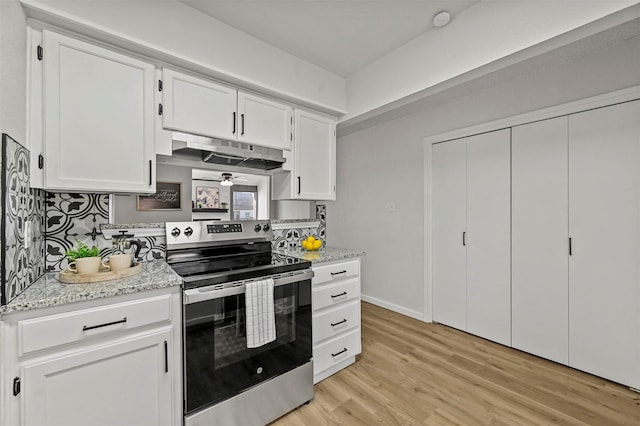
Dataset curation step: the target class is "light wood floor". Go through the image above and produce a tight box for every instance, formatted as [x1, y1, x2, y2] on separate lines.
[272, 302, 640, 425]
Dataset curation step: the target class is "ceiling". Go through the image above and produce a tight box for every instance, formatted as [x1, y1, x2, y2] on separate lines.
[179, 0, 481, 77]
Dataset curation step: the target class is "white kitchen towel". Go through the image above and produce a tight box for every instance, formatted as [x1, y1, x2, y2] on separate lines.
[245, 278, 276, 348]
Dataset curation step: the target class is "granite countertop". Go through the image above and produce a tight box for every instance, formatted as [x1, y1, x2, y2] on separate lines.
[1, 260, 183, 315]
[275, 246, 365, 264]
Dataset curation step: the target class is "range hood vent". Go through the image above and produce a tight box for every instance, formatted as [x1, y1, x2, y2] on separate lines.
[171, 132, 286, 170]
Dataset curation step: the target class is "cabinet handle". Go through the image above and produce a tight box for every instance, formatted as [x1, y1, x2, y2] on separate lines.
[330, 270, 347, 277]
[569, 237, 572, 256]
[331, 347, 348, 357]
[331, 291, 347, 299]
[82, 317, 127, 332]
[241, 113, 245, 135]
[232, 112, 236, 134]
[164, 340, 169, 373]
[148, 160, 152, 185]
[297, 177, 301, 195]
[462, 231, 466, 246]
[331, 319, 347, 327]
[12, 377, 20, 396]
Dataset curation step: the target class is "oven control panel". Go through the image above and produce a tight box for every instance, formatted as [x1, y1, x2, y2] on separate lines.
[166, 220, 273, 247]
[207, 223, 243, 234]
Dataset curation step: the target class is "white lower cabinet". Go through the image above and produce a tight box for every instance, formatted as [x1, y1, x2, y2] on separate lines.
[22, 330, 172, 426]
[1, 288, 182, 426]
[312, 259, 362, 384]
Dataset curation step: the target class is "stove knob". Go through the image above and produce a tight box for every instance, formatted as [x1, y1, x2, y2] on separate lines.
[171, 227, 181, 238]
[184, 227, 193, 237]
[262, 224, 270, 232]
[254, 224, 262, 232]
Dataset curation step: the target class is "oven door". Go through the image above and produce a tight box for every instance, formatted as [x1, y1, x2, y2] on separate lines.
[183, 270, 312, 415]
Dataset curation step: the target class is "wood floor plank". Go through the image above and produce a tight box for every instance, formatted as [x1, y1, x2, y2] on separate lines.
[271, 302, 640, 425]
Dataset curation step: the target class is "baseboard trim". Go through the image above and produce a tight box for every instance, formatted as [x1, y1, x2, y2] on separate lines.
[361, 294, 426, 322]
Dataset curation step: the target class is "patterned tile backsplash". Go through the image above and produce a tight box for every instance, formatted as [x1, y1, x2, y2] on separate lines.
[44, 193, 165, 272]
[271, 204, 327, 250]
[1, 134, 46, 305]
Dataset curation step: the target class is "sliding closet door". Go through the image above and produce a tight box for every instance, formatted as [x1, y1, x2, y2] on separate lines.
[466, 129, 511, 346]
[432, 139, 467, 331]
[568, 100, 640, 388]
[512, 117, 569, 364]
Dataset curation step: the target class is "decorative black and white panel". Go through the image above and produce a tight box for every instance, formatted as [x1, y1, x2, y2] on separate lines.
[44, 192, 110, 272]
[316, 204, 326, 242]
[1, 134, 46, 305]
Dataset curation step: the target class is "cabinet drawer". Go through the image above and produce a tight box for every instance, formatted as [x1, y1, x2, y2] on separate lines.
[313, 300, 360, 343]
[19, 295, 173, 356]
[313, 259, 360, 285]
[313, 277, 359, 311]
[313, 329, 361, 374]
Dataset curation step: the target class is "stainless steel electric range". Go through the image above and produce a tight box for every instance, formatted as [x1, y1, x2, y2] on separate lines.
[165, 220, 313, 426]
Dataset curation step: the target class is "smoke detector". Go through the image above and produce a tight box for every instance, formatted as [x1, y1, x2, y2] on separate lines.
[433, 11, 451, 28]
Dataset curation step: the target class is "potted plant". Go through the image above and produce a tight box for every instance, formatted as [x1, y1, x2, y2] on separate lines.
[65, 240, 103, 274]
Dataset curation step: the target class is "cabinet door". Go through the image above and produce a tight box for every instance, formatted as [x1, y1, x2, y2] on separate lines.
[237, 91, 292, 150]
[432, 139, 467, 331]
[512, 117, 569, 364]
[466, 129, 511, 346]
[162, 69, 237, 140]
[568, 100, 640, 388]
[22, 330, 173, 426]
[43, 30, 155, 193]
[294, 109, 336, 200]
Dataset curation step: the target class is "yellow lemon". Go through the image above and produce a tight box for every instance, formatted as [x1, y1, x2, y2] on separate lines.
[312, 239, 322, 249]
[301, 240, 309, 250]
[306, 236, 316, 243]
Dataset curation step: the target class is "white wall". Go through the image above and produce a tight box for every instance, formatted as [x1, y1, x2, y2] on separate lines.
[327, 25, 640, 319]
[345, 0, 640, 121]
[20, 0, 346, 115]
[0, 0, 27, 143]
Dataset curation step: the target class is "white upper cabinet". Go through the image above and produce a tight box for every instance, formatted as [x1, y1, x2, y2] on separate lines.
[294, 109, 336, 200]
[161, 69, 292, 150]
[237, 91, 292, 150]
[161, 69, 237, 140]
[40, 29, 156, 193]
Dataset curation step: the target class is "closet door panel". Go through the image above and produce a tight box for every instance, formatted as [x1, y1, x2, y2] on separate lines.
[568, 100, 640, 388]
[466, 129, 511, 346]
[432, 139, 467, 331]
[512, 117, 569, 364]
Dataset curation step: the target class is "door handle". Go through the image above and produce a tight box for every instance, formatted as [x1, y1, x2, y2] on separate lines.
[232, 112, 236, 134]
[462, 231, 466, 246]
[241, 113, 245, 135]
[569, 237, 572, 256]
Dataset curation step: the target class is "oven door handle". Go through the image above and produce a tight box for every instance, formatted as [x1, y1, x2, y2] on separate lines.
[183, 269, 314, 304]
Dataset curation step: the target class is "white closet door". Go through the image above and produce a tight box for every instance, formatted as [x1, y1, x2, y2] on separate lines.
[512, 117, 569, 364]
[432, 139, 467, 331]
[466, 129, 511, 346]
[568, 100, 640, 388]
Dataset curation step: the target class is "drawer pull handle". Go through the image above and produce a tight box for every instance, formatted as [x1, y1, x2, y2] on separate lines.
[82, 317, 127, 332]
[330, 270, 347, 277]
[331, 291, 347, 299]
[331, 319, 347, 327]
[331, 347, 348, 357]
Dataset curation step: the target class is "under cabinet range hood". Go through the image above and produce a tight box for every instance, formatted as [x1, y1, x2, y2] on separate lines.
[171, 132, 286, 170]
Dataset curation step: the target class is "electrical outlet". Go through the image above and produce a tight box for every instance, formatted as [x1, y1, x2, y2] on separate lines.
[24, 220, 33, 249]
[386, 203, 396, 212]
